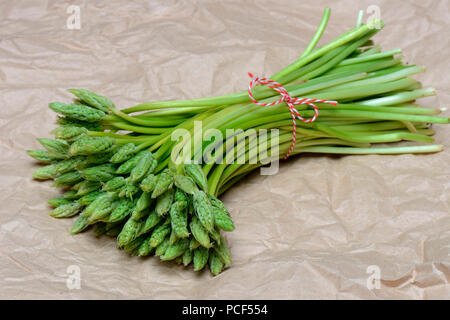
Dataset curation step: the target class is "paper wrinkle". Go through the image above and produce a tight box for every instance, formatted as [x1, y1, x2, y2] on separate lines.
[0, 0, 449, 299]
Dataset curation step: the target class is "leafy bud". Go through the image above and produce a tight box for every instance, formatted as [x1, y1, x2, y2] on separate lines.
[183, 163, 208, 192]
[69, 136, 114, 156]
[68, 89, 114, 113]
[26, 149, 58, 163]
[130, 151, 157, 183]
[51, 126, 87, 142]
[79, 163, 116, 181]
[47, 197, 72, 208]
[32, 164, 58, 180]
[102, 176, 126, 192]
[37, 138, 69, 159]
[50, 202, 83, 218]
[52, 170, 83, 188]
[49, 102, 105, 123]
[110, 143, 137, 163]
[56, 116, 102, 131]
[54, 156, 85, 175]
[76, 180, 101, 196]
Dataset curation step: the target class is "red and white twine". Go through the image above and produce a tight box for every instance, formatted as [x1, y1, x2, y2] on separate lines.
[247, 72, 337, 159]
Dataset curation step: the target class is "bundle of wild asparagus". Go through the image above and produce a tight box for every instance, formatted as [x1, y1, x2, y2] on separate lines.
[28, 8, 448, 275]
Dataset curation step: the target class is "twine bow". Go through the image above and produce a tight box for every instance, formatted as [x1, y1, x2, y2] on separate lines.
[247, 72, 337, 159]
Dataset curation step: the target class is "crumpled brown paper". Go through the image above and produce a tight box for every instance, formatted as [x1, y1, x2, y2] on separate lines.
[0, 0, 449, 299]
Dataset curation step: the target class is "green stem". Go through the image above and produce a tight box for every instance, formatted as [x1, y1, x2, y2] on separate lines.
[339, 49, 402, 66]
[359, 88, 436, 106]
[271, 20, 384, 80]
[301, 8, 331, 57]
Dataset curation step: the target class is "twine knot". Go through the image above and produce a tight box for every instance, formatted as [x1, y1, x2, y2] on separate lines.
[247, 72, 337, 158]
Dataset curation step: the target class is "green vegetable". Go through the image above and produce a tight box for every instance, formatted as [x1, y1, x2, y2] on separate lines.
[86, 151, 117, 165]
[174, 175, 198, 195]
[80, 163, 116, 181]
[190, 238, 201, 251]
[88, 194, 116, 222]
[32, 164, 58, 180]
[49, 102, 105, 122]
[70, 215, 90, 234]
[151, 171, 174, 198]
[68, 89, 114, 113]
[155, 189, 174, 216]
[53, 170, 83, 187]
[63, 189, 80, 200]
[209, 194, 230, 215]
[54, 157, 85, 175]
[138, 210, 162, 236]
[170, 201, 189, 238]
[149, 222, 171, 248]
[56, 116, 102, 131]
[123, 236, 146, 253]
[155, 237, 170, 256]
[169, 229, 178, 245]
[136, 236, 153, 257]
[27, 149, 58, 163]
[76, 191, 104, 205]
[116, 151, 147, 174]
[214, 237, 232, 267]
[48, 197, 72, 208]
[37, 138, 69, 159]
[193, 247, 209, 271]
[208, 227, 221, 245]
[189, 216, 212, 248]
[130, 151, 157, 183]
[117, 218, 142, 247]
[69, 136, 114, 156]
[102, 176, 126, 192]
[208, 251, 224, 276]
[161, 238, 190, 261]
[110, 143, 137, 163]
[131, 192, 153, 220]
[183, 164, 208, 192]
[50, 202, 83, 218]
[118, 180, 140, 199]
[72, 181, 83, 190]
[77, 180, 101, 196]
[82, 193, 114, 218]
[51, 126, 87, 142]
[174, 189, 189, 206]
[140, 174, 158, 193]
[28, 8, 450, 275]
[213, 207, 235, 231]
[109, 198, 134, 222]
[193, 190, 214, 232]
[182, 249, 193, 266]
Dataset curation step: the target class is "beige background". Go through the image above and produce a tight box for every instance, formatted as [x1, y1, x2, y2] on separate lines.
[0, 0, 449, 299]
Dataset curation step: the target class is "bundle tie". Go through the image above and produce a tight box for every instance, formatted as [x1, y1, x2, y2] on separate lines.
[247, 72, 337, 159]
